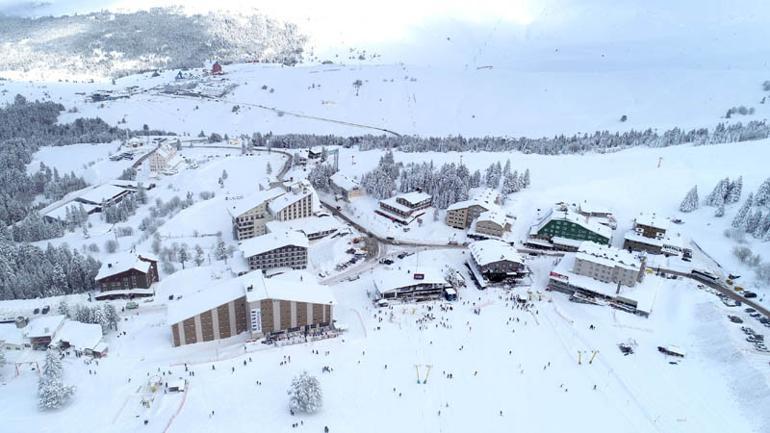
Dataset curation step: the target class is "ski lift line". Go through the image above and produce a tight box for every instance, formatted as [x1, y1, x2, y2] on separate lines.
[542, 305, 666, 433]
[155, 93, 402, 137]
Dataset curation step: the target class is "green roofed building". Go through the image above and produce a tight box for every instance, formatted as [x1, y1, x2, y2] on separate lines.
[529, 206, 612, 246]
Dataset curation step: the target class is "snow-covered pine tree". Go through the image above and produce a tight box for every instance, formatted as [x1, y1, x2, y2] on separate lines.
[705, 178, 729, 207]
[469, 170, 481, 188]
[732, 192, 753, 228]
[503, 159, 511, 176]
[522, 168, 531, 188]
[745, 209, 763, 235]
[755, 178, 770, 206]
[754, 213, 770, 239]
[266, 162, 272, 175]
[103, 304, 119, 331]
[178, 244, 189, 269]
[726, 176, 742, 204]
[38, 349, 75, 410]
[215, 240, 228, 262]
[288, 371, 323, 414]
[90, 306, 110, 334]
[194, 245, 205, 267]
[679, 186, 699, 212]
[57, 299, 69, 317]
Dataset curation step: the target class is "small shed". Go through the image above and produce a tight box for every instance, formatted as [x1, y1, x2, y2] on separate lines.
[211, 62, 223, 75]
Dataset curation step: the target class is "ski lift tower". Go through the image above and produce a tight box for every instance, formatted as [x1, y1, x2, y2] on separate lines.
[329, 148, 340, 171]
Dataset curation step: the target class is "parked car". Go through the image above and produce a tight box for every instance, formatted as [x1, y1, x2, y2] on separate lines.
[33, 308, 40, 314]
[744, 291, 758, 298]
[728, 315, 744, 324]
[41, 305, 50, 314]
[126, 302, 139, 310]
[745, 308, 756, 313]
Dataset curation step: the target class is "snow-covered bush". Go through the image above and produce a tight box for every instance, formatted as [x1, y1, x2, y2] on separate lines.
[288, 371, 323, 414]
[105, 239, 119, 254]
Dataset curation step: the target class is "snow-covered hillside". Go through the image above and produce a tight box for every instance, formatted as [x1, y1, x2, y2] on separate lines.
[1, 62, 769, 138]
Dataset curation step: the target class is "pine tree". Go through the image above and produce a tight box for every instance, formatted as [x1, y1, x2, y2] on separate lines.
[103, 304, 119, 331]
[194, 245, 205, 267]
[288, 371, 323, 414]
[469, 170, 481, 188]
[38, 349, 75, 410]
[57, 299, 69, 317]
[178, 244, 189, 269]
[522, 168, 531, 188]
[755, 178, 770, 206]
[266, 162, 272, 175]
[745, 209, 763, 234]
[732, 193, 753, 228]
[726, 176, 742, 204]
[136, 183, 148, 204]
[679, 186, 699, 212]
[215, 240, 228, 263]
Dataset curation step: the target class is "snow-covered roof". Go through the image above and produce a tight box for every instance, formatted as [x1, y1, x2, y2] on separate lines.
[96, 253, 154, 280]
[25, 315, 65, 338]
[238, 231, 308, 258]
[624, 231, 663, 247]
[575, 241, 641, 271]
[531, 207, 613, 239]
[44, 201, 98, 222]
[372, 268, 449, 295]
[469, 239, 524, 266]
[227, 187, 285, 217]
[379, 196, 413, 213]
[247, 271, 336, 305]
[398, 191, 431, 205]
[624, 231, 686, 250]
[53, 321, 103, 350]
[265, 216, 341, 237]
[618, 283, 659, 315]
[109, 179, 141, 189]
[447, 188, 500, 211]
[154, 144, 176, 160]
[77, 184, 128, 204]
[0, 323, 25, 346]
[168, 271, 334, 324]
[167, 276, 247, 325]
[476, 210, 508, 227]
[577, 201, 613, 215]
[634, 213, 669, 231]
[330, 173, 360, 191]
[268, 186, 313, 214]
